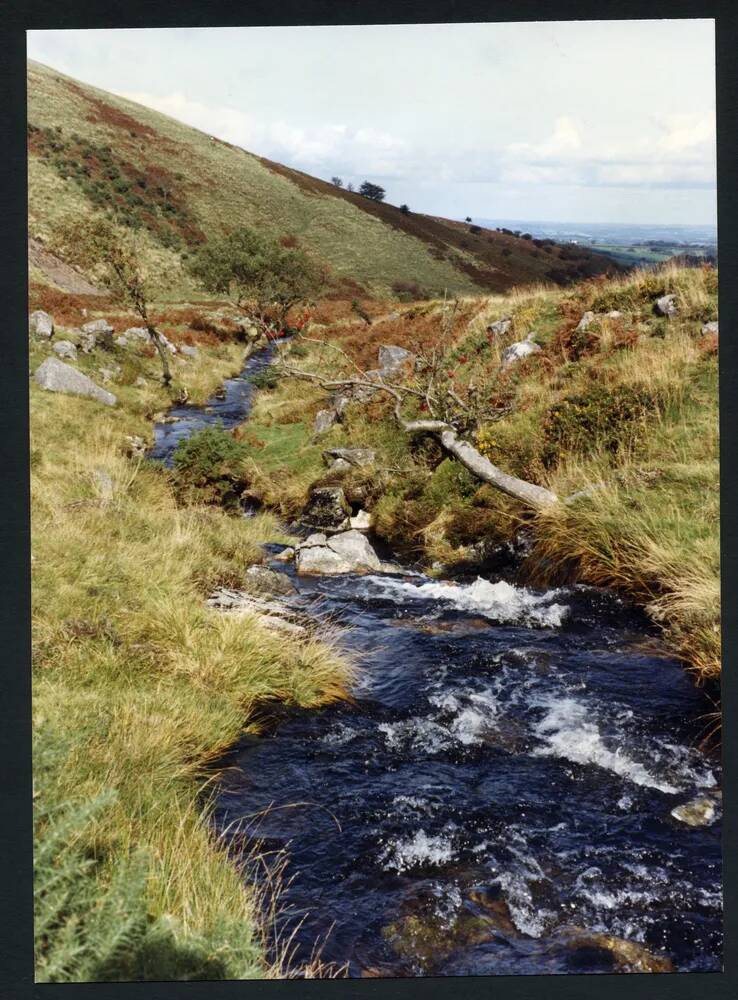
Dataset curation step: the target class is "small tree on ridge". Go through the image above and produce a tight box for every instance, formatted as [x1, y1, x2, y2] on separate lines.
[359, 181, 386, 202]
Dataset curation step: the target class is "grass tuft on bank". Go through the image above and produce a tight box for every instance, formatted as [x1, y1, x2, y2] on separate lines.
[32, 341, 350, 981]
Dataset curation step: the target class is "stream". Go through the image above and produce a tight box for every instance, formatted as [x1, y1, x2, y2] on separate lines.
[153, 344, 723, 977]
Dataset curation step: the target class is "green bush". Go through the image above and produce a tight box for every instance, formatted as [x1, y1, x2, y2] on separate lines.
[248, 365, 280, 390]
[542, 384, 658, 468]
[172, 424, 251, 509]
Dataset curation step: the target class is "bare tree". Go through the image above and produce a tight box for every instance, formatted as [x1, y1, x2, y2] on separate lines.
[273, 311, 559, 510]
[52, 216, 172, 384]
[331, 176, 343, 188]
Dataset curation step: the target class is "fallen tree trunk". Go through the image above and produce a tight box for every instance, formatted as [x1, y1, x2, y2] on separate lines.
[277, 364, 560, 510]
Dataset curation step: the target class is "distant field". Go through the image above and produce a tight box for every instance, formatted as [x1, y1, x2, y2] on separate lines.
[589, 243, 716, 268]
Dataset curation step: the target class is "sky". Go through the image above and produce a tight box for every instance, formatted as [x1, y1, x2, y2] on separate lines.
[27, 21, 717, 226]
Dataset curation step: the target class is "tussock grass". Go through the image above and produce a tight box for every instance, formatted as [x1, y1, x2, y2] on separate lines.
[32, 342, 351, 980]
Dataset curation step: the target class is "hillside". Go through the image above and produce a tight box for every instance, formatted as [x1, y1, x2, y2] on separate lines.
[27, 60, 620, 300]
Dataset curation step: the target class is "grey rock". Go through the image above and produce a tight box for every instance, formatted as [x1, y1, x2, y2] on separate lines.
[295, 529, 383, 575]
[78, 332, 97, 354]
[702, 321, 719, 336]
[124, 435, 147, 459]
[122, 327, 150, 342]
[302, 486, 351, 532]
[655, 293, 678, 318]
[328, 458, 353, 475]
[323, 447, 376, 469]
[114, 335, 130, 348]
[92, 468, 114, 500]
[486, 317, 512, 337]
[34, 357, 116, 406]
[98, 364, 121, 384]
[207, 587, 307, 634]
[314, 409, 337, 434]
[273, 546, 295, 563]
[134, 376, 148, 388]
[607, 310, 623, 319]
[378, 344, 412, 372]
[349, 509, 372, 531]
[30, 310, 54, 339]
[332, 394, 350, 418]
[671, 792, 721, 828]
[179, 344, 198, 358]
[501, 332, 541, 369]
[576, 311, 595, 331]
[81, 318, 115, 349]
[52, 340, 77, 361]
[242, 564, 296, 597]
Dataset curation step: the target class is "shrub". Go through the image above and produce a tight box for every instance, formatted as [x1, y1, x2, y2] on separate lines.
[172, 424, 251, 509]
[542, 384, 658, 468]
[359, 181, 386, 202]
[248, 365, 280, 390]
[399, 204, 410, 215]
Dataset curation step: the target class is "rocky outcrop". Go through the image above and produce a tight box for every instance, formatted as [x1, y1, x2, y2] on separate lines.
[576, 311, 595, 331]
[301, 486, 351, 532]
[313, 409, 337, 435]
[207, 587, 307, 634]
[350, 509, 372, 531]
[29, 310, 54, 339]
[702, 320, 719, 336]
[81, 318, 115, 349]
[655, 294, 678, 318]
[322, 447, 376, 469]
[501, 332, 541, 369]
[34, 357, 116, 406]
[52, 340, 77, 361]
[295, 530, 383, 575]
[378, 344, 412, 374]
[124, 435, 147, 459]
[241, 564, 296, 597]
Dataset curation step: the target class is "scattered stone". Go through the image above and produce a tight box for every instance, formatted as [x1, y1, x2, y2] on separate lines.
[378, 344, 412, 373]
[671, 791, 721, 828]
[576, 311, 595, 331]
[207, 587, 307, 634]
[332, 394, 350, 418]
[29, 310, 54, 339]
[655, 293, 678, 318]
[134, 376, 147, 388]
[78, 332, 97, 354]
[98, 364, 122, 384]
[350, 509, 372, 531]
[322, 447, 376, 469]
[52, 340, 77, 361]
[607, 310, 623, 319]
[313, 409, 337, 435]
[92, 468, 114, 500]
[241, 564, 296, 597]
[124, 435, 147, 459]
[501, 332, 541, 369]
[179, 344, 198, 358]
[302, 486, 351, 532]
[295, 530, 383, 575]
[81, 318, 115, 349]
[114, 335, 130, 348]
[702, 320, 719, 336]
[273, 546, 295, 563]
[486, 317, 512, 337]
[122, 326, 150, 342]
[34, 357, 116, 406]
[328, 457, 353, 475]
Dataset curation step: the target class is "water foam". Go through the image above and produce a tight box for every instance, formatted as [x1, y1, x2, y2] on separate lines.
[532, 697, 681, 793]
[380, 829, 456, 872]
[362, 575, 569, 628]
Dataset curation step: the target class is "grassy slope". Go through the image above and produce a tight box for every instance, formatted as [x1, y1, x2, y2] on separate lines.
[241, 265, 720, 681]
[27, 60, 619, 300]
[31, 309, 350, 980]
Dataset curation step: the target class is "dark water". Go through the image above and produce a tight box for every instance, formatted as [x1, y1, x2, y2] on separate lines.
[214, 568, 722, 977]
[148, 340, 277, 465]
[150, 345, 722, 977]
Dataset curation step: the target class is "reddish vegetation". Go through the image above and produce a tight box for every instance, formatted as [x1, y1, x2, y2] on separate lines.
[61, 77, 159, 141]
[28, 282, 115, 328]
[258, 156, 622, 293]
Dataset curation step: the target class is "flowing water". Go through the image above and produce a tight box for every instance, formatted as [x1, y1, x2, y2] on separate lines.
[152, 347, 723, 977]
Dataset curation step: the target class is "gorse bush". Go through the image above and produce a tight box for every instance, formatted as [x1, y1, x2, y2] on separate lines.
[173, 424, 251, 509]
[248, 365, 280, 390]
[542, 384, 658, 468]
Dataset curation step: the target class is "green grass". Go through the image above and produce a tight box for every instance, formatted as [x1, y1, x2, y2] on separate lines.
[32, 335, 350, 981]
[242, 264, 720, 679]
